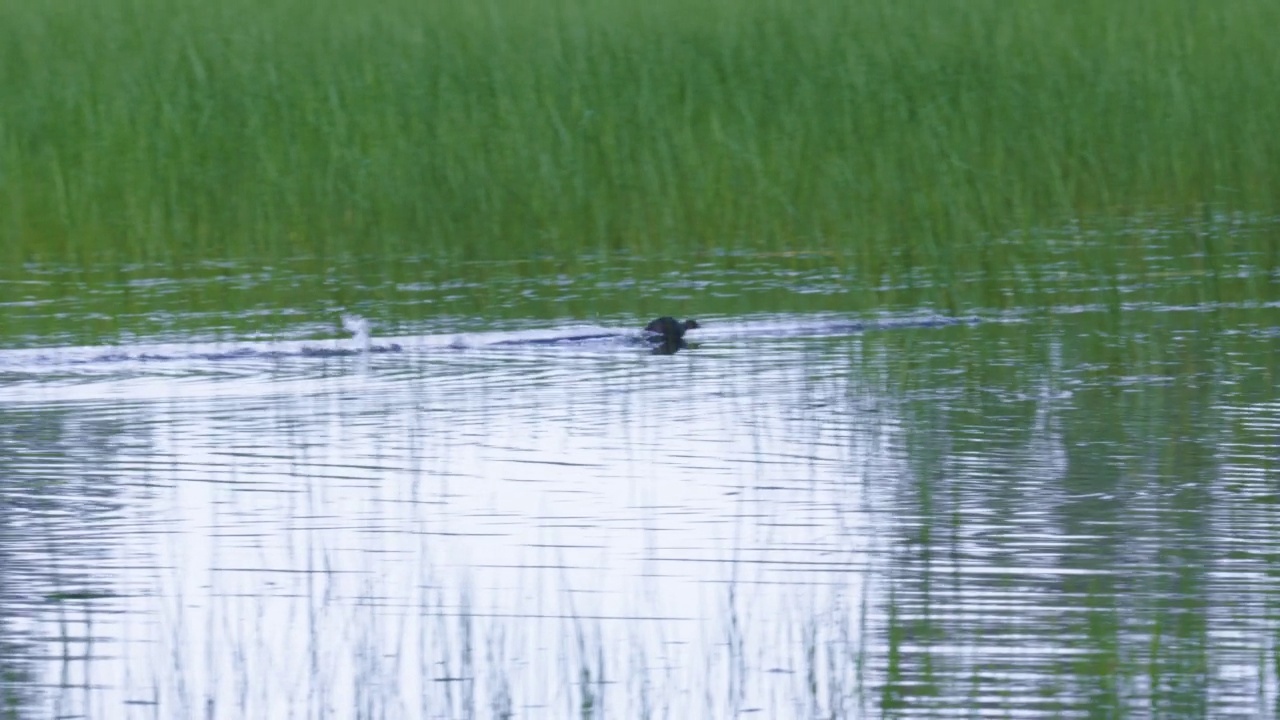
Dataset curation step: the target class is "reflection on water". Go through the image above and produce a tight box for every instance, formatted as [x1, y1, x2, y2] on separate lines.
[1, 304, 1279, 718]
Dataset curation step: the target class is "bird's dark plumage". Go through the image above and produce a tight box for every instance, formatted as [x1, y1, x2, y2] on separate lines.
[644, 317, 700, 354]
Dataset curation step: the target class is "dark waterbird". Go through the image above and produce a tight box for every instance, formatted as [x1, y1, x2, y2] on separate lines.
[645, 317, 700, 355]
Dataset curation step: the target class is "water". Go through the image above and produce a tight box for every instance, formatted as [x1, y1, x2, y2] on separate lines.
[2, 255, 1279, 718]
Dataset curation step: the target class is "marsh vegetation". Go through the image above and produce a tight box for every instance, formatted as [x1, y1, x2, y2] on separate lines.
[1, 1, 1279, 718]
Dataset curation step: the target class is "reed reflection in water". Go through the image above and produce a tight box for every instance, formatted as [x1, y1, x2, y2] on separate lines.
[1, 312, 1278, 718]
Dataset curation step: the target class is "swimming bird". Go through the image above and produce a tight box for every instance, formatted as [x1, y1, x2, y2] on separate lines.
[644, 317, 700, 354]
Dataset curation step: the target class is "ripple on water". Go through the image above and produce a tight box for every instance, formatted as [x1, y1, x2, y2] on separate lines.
[1, 308, 1279, 718]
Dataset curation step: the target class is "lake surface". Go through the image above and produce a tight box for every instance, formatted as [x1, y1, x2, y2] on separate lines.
[1, 242, 1279, 718]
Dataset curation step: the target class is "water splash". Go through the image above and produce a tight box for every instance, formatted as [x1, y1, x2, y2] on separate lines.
[342, 315, 373, 352]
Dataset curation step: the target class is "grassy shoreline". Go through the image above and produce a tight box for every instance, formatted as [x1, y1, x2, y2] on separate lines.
[2, 0, 1278, 272]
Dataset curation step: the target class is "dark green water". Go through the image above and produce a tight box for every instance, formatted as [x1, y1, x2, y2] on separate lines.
[1, 222, 1278, 718]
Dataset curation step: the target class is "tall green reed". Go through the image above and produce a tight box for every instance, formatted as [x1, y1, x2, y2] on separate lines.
[1, 0, 1277, 275]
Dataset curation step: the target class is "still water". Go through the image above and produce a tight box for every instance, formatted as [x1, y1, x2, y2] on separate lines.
[1, 259, 1279, 718]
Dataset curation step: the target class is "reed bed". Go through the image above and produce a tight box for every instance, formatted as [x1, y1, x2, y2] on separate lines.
[2, 0, 1277, 275]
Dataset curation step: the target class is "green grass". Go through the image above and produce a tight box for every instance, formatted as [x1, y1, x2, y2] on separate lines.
[2, 0, 1279, 274]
